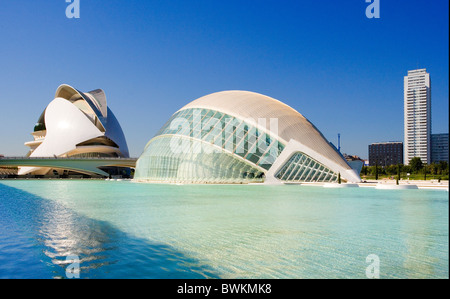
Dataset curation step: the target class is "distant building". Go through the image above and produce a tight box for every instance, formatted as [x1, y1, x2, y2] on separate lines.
[369, 142, 403, 166]
[343, 153, 364, 174]
[343, 153, 365, 165]
[404, 69, 431, 165]
[431, 133, 449, 163]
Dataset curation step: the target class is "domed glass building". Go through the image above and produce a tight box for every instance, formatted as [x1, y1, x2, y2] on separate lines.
[135, 91, 361, 184]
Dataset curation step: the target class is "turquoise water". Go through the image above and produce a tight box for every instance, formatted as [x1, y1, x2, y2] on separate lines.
[0, 180, 448, 279]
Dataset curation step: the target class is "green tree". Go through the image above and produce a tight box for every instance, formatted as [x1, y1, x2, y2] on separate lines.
[423, 167, 428, 180]
[438, 161, 449, 175]
[403, 165, 412, 174]
[385, 165, 397, 175]
[409, 157, 424, 173]
[363, 166, 368, 176]
[428, 163, 438, 175]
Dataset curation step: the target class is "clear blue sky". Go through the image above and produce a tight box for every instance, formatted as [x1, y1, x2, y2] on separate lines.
[0, 0, 448, 159]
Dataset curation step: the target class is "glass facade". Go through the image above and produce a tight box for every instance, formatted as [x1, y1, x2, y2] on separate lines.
[275, 152, 338, 183]
[135, 136, 265, 183]
[152, 108, 285, 168]
[135, 108, 341, 183]
[135, 108, 285, 183]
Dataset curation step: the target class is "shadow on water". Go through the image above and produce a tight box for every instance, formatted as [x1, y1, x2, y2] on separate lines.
[0, 184, 220, 279]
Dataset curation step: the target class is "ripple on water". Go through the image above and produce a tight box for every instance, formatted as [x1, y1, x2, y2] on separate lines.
[0, 180, 448, 279]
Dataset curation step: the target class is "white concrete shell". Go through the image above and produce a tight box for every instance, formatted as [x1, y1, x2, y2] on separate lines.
[135, 90, 361, 183]
[19, 84, 129, 176]
[180, 91, 351, 169]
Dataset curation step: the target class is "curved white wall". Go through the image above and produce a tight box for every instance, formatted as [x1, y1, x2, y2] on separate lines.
[19, 85, 130, 176]
[32, 98, 104, 157]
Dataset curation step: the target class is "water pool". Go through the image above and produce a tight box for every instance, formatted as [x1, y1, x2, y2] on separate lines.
[0, 180, 448, 279]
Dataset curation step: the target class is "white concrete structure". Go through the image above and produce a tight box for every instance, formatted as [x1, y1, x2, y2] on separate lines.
[323, 183, 359, 188]
[404, 69, 431, 165]
[19, 84, 129, 176]
[375, 184, 418, 190]
[135, 91, 361, 184]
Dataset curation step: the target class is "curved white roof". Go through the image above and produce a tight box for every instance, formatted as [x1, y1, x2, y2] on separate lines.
[179, 90, 351, 171]
[19, 84, 130, 176]
[55, 84, 129, 157]
[56, 84, 108, 118]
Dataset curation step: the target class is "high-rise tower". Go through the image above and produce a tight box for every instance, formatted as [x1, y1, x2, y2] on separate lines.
[404, 69, 431, 165]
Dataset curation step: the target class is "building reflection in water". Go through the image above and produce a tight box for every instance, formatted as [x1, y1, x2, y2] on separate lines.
[4, 184, 218, 279]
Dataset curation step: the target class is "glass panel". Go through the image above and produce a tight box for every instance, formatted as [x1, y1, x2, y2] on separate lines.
[168, 115, 189, 136]
[299, 159, 315, 181]
[278, 142, 285, 155]
[257, 140, 279, 166]
[210, 115, 227, 147]
[203, 112, 224, 143]
[159, 112, 181, 135]
[275, 152, 337, 182]
[223, 118, 241, 153]
[305, 165, 318, 182]
[318, 169, 329, 181]
[201, 111, 219, 139]
[234, 124, 250, 158]
[246, 152, 261, 165]
[311, 165, 324, 181]
[233, 122, 247, 154]
[134, 136, 264, 184]
[245, 127, 258, 155]
[190, 109, 209, 139]
[257, 132, 271, 156]
[292, 156, 308, 180]
[153, 108, 285, 171]
[304, 162, 319, 182]
[277, 154, 293, 180]
[284, 154, 301, 181]
[178, 111, 194, 136]
[302, 167, 311, 181]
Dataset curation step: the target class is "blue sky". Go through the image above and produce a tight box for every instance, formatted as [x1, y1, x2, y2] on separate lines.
[0, 0, 448, 159]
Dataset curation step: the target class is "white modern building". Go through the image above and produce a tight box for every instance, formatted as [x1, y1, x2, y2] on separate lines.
[404, 69, 431, 165]
[135, 91, 361, 184]
[19, 84, 129, 176]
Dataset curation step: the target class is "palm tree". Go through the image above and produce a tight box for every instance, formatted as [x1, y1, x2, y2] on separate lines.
[375, 162, 378, 180]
